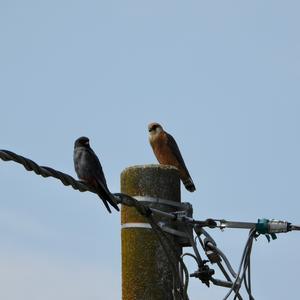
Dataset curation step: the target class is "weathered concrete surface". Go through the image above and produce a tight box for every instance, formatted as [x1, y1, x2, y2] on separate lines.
[121, 164, 181, 300]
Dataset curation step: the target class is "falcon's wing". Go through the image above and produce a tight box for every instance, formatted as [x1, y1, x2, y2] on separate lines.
[85, 148, 108, 187]
[86, 148, 119, 212]
[166, 132, 191, 176]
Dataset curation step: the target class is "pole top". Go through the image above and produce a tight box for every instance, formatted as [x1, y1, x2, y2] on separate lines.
[121, 164, 178, 176]
[121, 164, 180, 202]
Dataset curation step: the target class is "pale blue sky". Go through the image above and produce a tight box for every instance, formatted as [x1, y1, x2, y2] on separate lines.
[0, 1, 300, 299]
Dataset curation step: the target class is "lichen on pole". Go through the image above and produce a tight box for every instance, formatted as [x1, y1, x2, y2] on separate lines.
[121, 164, 182, 300]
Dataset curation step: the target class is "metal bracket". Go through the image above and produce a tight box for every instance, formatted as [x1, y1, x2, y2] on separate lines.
[134, 195, 189, 209]
[157, 221, 189, 238]
[190, 262, 215, 287]
[132, 195, 194, 247]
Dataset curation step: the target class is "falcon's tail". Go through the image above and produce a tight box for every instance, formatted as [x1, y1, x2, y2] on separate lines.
[183, 177, 196, 192]
[98, 195, 112, 213]
[108, 194, 120, 212]
[96, 192, 120, 213]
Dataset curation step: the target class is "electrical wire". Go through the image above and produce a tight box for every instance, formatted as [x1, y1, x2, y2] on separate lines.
[217, 261, 243, 300]
[209, 243, 238, 279]
[147, 215, 190, 300]
[233, 235, 254, 299]
[223, 229, 256, 300]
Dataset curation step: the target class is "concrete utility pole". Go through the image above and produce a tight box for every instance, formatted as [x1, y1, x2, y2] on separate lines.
[121, 164, 182, 300]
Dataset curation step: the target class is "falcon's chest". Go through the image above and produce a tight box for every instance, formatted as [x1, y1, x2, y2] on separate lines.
[150, 132, 175, 164]
[74, 148, 90, 175]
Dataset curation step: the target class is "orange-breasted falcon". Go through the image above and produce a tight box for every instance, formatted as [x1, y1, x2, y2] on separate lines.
[148, 123, 196, 192]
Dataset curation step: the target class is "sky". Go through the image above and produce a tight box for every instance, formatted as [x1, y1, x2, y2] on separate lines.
[0, 1, 300, 299]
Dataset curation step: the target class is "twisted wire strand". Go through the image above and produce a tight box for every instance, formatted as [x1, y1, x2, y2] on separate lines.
[0, 150, 145, 211]
[0, 150, 175, 216]
[0, 150, 93, 194]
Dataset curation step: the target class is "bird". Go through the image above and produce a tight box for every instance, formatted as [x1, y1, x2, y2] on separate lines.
[148, 122, 196, 192]
[73, 136, 119, 213]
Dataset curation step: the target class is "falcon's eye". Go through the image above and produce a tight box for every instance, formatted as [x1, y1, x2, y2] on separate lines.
[150, 125, 158, 132]
[84, 141, 89, 145]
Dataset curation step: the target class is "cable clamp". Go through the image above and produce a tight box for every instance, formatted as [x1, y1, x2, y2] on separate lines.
[133, 195, 189, 209]
[157, 221, 189, 238]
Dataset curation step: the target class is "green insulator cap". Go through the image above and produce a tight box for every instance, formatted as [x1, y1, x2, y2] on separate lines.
[256, 218, 269, 234]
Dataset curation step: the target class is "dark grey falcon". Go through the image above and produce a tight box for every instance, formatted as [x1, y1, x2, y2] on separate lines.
[73, 136, 119, 213]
